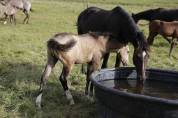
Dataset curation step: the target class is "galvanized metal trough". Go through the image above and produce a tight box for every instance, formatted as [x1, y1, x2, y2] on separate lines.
[91, 67, 178, 118]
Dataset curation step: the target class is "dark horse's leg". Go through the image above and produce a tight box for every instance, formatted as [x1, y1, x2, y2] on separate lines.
[101, 53, 110, 68]
[147, 31, 158, 45]
[36, 54, 58, 108]
[59, 64, 74, 105]
[169, 38, 177, 57]
[115, 53, 122, 67]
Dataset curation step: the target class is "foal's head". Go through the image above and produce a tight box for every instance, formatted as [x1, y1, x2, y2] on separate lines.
[133, 32, 149, 81]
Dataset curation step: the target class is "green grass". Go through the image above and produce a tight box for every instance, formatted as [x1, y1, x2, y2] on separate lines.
[0, 0, 178, 117]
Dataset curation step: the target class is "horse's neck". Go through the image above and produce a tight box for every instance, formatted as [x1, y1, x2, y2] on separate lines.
[135, 10, 155, 21]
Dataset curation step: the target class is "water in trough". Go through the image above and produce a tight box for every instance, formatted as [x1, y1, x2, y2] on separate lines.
[100, 79, 178, 100]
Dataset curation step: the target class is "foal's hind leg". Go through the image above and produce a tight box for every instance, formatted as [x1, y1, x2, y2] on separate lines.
[36, 55, 58, 108]
[59, 64, 74, 105]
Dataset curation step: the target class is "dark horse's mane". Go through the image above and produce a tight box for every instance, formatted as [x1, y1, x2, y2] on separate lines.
[132, 8, 178, 23]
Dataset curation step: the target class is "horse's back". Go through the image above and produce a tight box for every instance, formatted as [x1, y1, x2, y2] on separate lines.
[149, 20, 162, 32]
[77, 7, 110, 34]
[152, 8, 178, 21]
[77, 6, 138, 43]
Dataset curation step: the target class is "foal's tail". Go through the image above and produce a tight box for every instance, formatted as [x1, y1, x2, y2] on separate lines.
[47, 39, 76, 53]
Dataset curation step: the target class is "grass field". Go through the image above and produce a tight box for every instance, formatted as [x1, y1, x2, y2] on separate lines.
[0, 0, 178, 117]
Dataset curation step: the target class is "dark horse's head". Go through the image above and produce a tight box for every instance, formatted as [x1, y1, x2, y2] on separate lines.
[133, 32, 149, 81]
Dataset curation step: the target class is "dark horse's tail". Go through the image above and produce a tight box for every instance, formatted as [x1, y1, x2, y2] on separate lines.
[47, 39, 76, 53]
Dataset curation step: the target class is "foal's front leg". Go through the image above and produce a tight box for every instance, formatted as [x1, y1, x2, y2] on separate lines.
[86, 59, 100, 100]
[59, 65, 74, 105]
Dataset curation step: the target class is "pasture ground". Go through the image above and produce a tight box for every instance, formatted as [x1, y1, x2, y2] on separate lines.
[0, 0, 178, 117]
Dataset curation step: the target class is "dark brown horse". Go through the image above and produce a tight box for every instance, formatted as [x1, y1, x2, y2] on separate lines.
[147, 20, 178, 57]
[132, 8, 178, 23]
[77, 6, 149, 80]
[35, 32, 129, 108]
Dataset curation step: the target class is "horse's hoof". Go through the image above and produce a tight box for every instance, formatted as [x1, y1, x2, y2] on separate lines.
[86, 95, 95, 103]
[3, 21, 7, 24]
[36, 93, 42, 109]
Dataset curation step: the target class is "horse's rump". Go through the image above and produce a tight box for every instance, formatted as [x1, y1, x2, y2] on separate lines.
[47, 38, 76, 52]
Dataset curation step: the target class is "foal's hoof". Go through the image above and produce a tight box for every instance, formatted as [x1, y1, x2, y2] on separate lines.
[69, 100, 75, 105]
[35, 100, 42, 109]
[35, 93, 42, 109]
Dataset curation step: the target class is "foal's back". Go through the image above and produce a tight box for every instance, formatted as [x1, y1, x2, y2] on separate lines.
[51, 33, 108, 64]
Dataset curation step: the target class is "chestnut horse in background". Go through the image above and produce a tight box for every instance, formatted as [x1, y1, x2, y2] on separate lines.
[36, 32, 129, 108]
[77, 6, 149, 80]
[147, 20, 178, 57]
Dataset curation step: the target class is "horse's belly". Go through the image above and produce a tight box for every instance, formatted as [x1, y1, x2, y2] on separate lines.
[71, 50, 93, 64]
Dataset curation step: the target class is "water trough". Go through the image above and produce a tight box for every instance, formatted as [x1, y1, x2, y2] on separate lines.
[91, 67, 178, 118]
